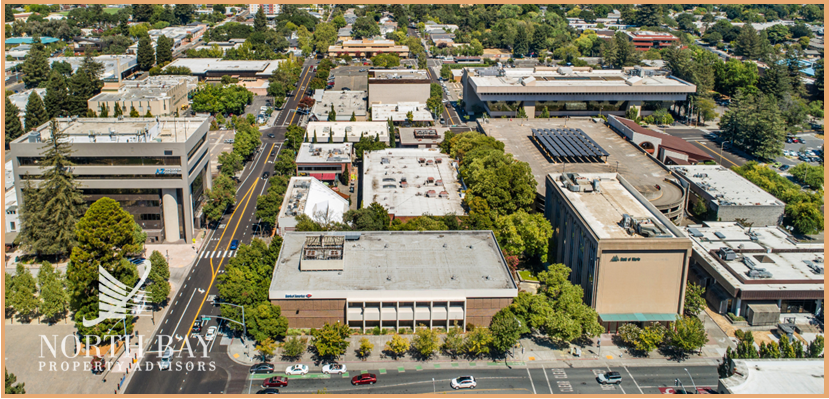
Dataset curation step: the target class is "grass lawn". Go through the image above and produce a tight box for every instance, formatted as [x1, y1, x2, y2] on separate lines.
[517, 270, 538, 282]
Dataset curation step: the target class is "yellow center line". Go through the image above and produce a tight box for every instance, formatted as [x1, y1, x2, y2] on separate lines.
[695, 141, 738, 167]
[288, 66, 315, 126]
[179, 143, 275, 349]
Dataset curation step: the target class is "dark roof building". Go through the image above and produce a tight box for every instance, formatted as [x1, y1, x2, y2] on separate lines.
[607, 115, 714, 165]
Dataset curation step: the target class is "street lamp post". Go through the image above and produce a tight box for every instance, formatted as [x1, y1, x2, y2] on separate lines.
[685, 368, 698, 393]
[720, 140, 730, 165]
[216, 301, 248, 359]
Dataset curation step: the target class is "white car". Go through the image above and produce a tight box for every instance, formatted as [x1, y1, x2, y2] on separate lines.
[322, 363, 347, 375]
[450, 376, 477, 389]
[285, 364, 309, 375]
[204, 326, 217, 341]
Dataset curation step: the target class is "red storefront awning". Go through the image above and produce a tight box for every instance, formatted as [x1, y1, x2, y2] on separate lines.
[310, 173, 337, 181]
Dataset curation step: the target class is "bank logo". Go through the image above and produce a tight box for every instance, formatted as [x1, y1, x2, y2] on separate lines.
[82, 264, 152, 327]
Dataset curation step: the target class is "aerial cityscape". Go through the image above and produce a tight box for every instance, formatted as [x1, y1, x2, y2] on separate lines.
[2, 3, 824, 397]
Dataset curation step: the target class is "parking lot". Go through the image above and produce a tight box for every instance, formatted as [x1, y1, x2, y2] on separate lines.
[776, 133, 823, 169]
[330, 66, 369, 91]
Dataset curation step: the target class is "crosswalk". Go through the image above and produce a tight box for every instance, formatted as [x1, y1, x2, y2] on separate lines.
[200, 250, 238, 259]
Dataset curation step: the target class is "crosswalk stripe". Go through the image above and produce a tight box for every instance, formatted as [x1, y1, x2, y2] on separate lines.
[215, 251, 222, 258]
[228, 250, 234, 258]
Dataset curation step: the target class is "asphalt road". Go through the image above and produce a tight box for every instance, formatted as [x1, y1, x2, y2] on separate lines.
[243, 365, 718, 395]
[125, 59, 319, 395]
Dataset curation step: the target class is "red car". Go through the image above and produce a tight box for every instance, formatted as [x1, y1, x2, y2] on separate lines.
[351, 373, 377, 385]
[262, 376, 288, 388]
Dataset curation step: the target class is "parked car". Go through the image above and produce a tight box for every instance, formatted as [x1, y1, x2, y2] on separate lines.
[771, 161, 782, 168]
[780, 164, 791, 171]
[285, 364, 309, 375]
[267, 134, 275, 138]
[250, 363, 275, 374]
[322, 363, 347, 375]
[205, 326, 217, 341]
[256, 388, 279, 394]
[192, 320, 202, 333]
[597, 371, 622, 385]
[450, 376, 477, 389]
[262, 171, 270, 179]
[225, 139, 235, 144]
[262, 376, 288, 388]
[351, 373, 377, 385]
[230, 240, 239, 250]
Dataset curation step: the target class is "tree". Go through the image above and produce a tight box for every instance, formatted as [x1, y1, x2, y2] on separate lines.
[356, 337, 374, 359]
[759, 341, 781, 358]
[310, 322, 352, 359]
[173, 4, 193, 25]
[387, 118, 396, 147]
[490, 308, 522, 354]
[636, 4, 663, 27]
[779, 334, 796, 358]
[411, 326, 440, 359]
[37, 262, 68, 323]
[5, 369, 25, 394]
[282, 337, 306, 359]
[255, 337, 277, 361]
[43, 70, 69, 118]
[349, 111, 357, 122]
[343, 202, 390, 230]
[327, 105, 337, 121]
[440, 64, 453, 80]
[9, 264, 40, 323]
[734, 24, 761, 59]
[24, 92, 48, 132]
[441, 327, 465, 359]
[114, 103, 123, 117]
[129, 106, 140, 117]
[218, 151, 244, 176]
[68, 198, 140, 338]
[22, 38, 50, 88]
[384, 334, 410, 359]
[718, 90, 786, 161]
[789, 163, 824, 189]
[155, 35, 174, 65]
[149, 250, 170, 281]
[684, 282, 706, 316]
[249, 303, 289, 342]
[353, 16, 380, 39]
[460, 149, 536, 216]
[332, 15, 346, 29]
[4, 97, 24, 148]
[463, 327, 493, 359]
[494, 210, 553, 262]
[715, 59, 759, 97]
[667, 316, 708, 357]
[254, 7, 267, 32]
[636, 323, 667, 354]
[19, 120, 86, 256]
[203, 174, 237, 222]
[808, 335, 824, 358]
[137, 35, 155, 71]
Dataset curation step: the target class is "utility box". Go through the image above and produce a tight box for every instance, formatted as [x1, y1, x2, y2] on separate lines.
[745, 303, 780, 326]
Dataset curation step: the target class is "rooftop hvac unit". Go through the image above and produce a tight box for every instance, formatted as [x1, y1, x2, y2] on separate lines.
[718, 247, 737, 261]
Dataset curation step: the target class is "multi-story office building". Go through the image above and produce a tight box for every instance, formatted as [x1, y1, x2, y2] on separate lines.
[10, 117, 212, 243]
[88, 76, 198, 118]
[328, 39, 409, 58]
[367, 69, 431, 105]
[624, 31, 682, 51]
[269, 231, 518, 330]
[249, 4, 281, 15]
[545, 172, 692, 332]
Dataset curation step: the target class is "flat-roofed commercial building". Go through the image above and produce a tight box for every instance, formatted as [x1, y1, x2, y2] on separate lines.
[686, 222, 823, 322]
[269, 231, 518, 330]
[624, 31, 681, 51]
[276, 177, 349, 236]
[367, 69, 431, 105]
[88, 76, 198, 117]
[398, 127, 450, 148]
[672, 165, 786, 227]
[295, 142, 353, 183]
[48, 55, 137, 82]
[10, 117, 212, 243]
[304, 121, 388, 143]
[363, 148, 465, 222]
[462, 66, 696, 118]
[309, 91, 367, 122]
[328, 39, 409, 58]
[545, 172, 692, 332]
[163, 58, 284, 80]
[478, 118, 688, 221]
[371, 103, 433, 123]
[718, 359, 824, 395]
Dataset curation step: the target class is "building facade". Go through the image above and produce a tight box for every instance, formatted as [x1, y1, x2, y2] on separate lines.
[10, 117, 212, 243]
[545, 173, 691, 332]
[624, 31, 681, 50]
[328, 39, 409, 58]
[367, 69, 431, 105]
[295, 142, 353, 183]
[276, 177, 349, 236]
[88, 76, 198, 118]
[269, 231, 518, 330]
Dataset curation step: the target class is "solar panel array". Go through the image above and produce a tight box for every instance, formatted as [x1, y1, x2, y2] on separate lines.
[532, 128, 610, 162]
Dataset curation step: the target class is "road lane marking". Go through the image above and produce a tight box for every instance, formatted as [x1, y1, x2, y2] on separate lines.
[542, 366, 553, 394]
[526, 367, 537, 394]
[170, 289, 198, 341]
[695, 140, 739, 167]
[624, 366, 644, 394]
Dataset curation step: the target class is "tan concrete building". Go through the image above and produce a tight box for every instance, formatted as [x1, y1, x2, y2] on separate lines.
[328, 39, 409, 58]
[88, 76, 198, 117]
[269, 231, 518, 330]
[545, 172, 692, 332]
[367, 69, 430, 105]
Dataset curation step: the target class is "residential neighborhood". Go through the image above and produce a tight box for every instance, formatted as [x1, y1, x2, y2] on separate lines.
[2, 3, 824, 397]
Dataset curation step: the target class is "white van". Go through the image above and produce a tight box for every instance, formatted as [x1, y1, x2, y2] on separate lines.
[159, 347, 173, 370]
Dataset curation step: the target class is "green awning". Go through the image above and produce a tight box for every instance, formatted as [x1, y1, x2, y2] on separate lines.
[598, 313, 678, 323]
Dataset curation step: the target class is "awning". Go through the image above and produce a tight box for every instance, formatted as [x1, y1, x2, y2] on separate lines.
[310, 173, 337, 181]
[598, 313, 678, 323]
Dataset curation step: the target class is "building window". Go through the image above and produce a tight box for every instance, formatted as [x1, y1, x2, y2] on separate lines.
[9, 222, 15, 231]
[140, 214, 162, 221]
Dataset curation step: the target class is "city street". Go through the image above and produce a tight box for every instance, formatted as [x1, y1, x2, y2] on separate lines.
[663, 128, 748, 168]
[243, 365, 718, 395]
[124, 60, 319, 395]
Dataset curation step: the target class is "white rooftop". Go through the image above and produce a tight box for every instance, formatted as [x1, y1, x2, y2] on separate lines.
[310, 91, 367, 121]
[468, 67, 694, 90]
[719, 359, 824, 395]
[363, 148, 465, 218]
[369, 69, 429, 80]
[295, 143, 353, 164]
[48, 55, 137, 80]
[305, 122, 388, 143]
[551, 173, 678, 240]
[671, 165, 784, 207]
[164, 58, 282, 76]
[371, 103, 432, 122]
[17, 117, 208, 144]
[8, 88, 47, 115]
[277, 177, 349, 230]
[687, 222, 824, 292]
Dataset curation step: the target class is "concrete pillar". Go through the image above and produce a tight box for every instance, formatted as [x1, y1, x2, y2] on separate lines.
[429, 301, 433, 330]
[362, 301, 365, 332]
[462, 300, 467, 332]
[396, 302, 400, 332]
[523, 101, 535, 119]
[778, 299, 783, 309]
[733, 298, 742, 317]
[379, 301, 383, 330]
[816, 300, 822, 315]
[162, 189, 181, 242]
[446, 302, 450, 330]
